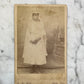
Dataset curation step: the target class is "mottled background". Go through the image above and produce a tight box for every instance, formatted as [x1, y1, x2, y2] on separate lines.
[0, 0, 84, 84]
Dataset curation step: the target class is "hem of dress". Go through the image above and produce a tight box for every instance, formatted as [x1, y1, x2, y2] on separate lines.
[23, 61, 46, 65]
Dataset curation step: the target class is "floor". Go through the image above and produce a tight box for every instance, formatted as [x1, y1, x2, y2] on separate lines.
[17, 67, 65, 74]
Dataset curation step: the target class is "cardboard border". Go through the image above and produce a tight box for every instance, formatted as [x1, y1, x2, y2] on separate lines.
[14, 4, 67, 84]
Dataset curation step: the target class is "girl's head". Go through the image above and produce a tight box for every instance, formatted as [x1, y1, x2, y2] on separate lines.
[32, 13, 40, 21]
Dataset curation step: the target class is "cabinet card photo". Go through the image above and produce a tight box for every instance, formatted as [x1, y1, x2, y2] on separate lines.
[15, 4, 67, 84]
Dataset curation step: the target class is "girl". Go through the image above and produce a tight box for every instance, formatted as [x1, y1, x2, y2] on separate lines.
[23, 13, 48, 72]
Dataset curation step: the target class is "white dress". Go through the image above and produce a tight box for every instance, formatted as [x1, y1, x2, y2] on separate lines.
[23, 20, 47, 65]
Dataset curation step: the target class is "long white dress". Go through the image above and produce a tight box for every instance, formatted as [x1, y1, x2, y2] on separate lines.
[23, 20, 47, 65]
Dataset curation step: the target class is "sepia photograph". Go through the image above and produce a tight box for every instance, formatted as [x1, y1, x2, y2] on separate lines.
[15, 4, 67, 84]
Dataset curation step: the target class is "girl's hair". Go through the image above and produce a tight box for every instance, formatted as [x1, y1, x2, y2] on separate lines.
[32, 13, 39, 16]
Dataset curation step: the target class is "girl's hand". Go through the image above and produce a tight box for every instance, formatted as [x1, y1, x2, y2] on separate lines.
[30, 38, 41, 44]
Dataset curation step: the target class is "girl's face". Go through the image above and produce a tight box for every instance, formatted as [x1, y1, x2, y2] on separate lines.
[33, 15, 39, 20]
[32, 13, 40, 21]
